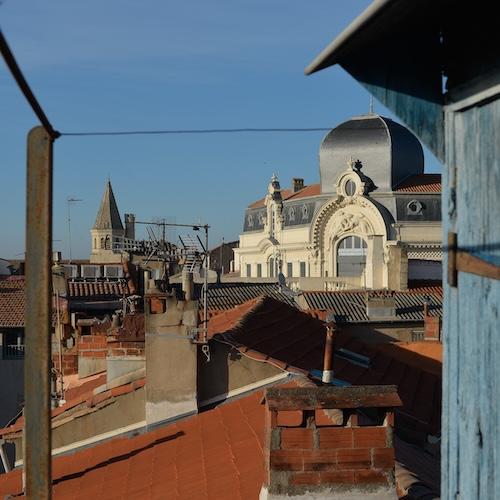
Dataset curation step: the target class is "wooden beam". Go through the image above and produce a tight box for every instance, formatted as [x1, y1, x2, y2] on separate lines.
[264, 385, 402, 411]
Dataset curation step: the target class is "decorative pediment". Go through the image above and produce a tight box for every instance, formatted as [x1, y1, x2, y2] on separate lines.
[310, 195, 387, 253]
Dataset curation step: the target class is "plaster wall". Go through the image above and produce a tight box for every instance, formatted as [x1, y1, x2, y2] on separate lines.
[107, 356, 145, 381]
[14, 387, 145, 462]
[197, 341, 282, 404]
[78, 357, 106, 378]
[145, 296, 198, 425]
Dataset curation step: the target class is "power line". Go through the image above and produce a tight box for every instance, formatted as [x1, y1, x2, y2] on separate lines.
[60, 127, 332, 137]
[0, 29, 60, 139]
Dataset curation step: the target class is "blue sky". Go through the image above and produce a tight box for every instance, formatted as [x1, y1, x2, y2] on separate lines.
[1, 1, 441, 259]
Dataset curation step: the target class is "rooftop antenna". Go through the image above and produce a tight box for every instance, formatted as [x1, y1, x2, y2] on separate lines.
[67, 197, 83, 263]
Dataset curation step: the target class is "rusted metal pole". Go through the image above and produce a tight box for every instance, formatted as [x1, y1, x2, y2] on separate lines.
[322, 322, 335, 383]
[24, 126, 53, 499]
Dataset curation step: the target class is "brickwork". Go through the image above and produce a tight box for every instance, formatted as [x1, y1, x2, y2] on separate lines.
[52, 352, 78, 375]
[424, 316, 440, 340]
[263, 386, 399, 497]
[107, 340, 145, 358]
[78, 335, 107, 358]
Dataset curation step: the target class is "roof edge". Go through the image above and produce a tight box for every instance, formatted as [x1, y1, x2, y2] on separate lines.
[304, 0, 394, 75]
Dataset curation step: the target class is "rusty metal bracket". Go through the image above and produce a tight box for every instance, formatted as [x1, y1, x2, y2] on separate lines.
[448, 232, 500, 286]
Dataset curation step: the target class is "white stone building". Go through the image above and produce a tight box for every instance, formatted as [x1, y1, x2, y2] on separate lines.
[234, 114, 442, 290]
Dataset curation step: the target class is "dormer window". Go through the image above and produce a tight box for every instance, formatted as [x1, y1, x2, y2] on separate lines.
[344, 179, 357, 196]
[407, 200, 423, 215]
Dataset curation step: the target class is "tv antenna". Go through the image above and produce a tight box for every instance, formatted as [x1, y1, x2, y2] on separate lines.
[67, 197, 83, 263]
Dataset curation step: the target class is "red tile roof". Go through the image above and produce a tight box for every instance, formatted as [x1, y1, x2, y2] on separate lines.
[0, 276, 25, 327]
[0, 389, 268, 500]
[248, 183, 321, 208]
[208, 296, 442, 436]
[0, 373, 144, 439]
[0, 383, 438, 499]
[68, 279, 129, 299]
[395, 174, 441, 193]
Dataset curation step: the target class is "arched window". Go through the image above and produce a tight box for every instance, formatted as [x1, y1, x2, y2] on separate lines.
[105, 235, 111, 250]
[100, 237, 105, 249]
[268, 257, 275, 278]
[337, 236, 367, 277]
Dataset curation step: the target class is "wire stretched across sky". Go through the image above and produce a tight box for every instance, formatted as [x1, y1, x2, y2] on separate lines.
[60, 127, 332, 137]
[1, 30, 332, 141]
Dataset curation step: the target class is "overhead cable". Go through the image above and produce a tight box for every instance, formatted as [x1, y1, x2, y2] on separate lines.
[60, 127, 332, 137]
[0, 30, 60, 139]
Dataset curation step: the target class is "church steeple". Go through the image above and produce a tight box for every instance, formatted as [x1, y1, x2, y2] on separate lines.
[90, 180, 125, 263]
[93, 180, 124, 231]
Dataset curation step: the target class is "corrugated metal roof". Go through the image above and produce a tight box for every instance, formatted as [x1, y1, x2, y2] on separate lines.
[302, 290, 442, 322]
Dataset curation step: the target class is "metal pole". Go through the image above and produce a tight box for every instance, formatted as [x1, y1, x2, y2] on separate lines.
[25, 126, 53, 499]
[67, 199, 72, 263]
[203, 225, 209, 343]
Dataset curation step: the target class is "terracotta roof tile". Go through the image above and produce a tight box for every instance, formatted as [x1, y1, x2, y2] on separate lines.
[208, 296, 441, 436]
[68, 279, 129, 299]
[0, 276, 25, 327]
[0, 382, 438, 499]
[248, 183, 321, 208]
[0, 373, 144, 439]
[395, 174, 441, 193]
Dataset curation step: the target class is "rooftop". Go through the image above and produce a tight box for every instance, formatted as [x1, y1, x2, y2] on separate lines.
[395, 174, 441, 193]
[0, 276, 25, 328]
[248, 183, 321, 209]
[93, 180, 124, 231]
[302, 288, 442, 323]
[208, 296, 442, 436]
[0, 381, 440, 499]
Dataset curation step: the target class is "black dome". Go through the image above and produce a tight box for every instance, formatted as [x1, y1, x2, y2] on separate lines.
[319, 114, 424, 193]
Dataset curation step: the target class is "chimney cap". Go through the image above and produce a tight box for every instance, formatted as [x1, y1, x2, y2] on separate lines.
[264, 385, 402, 411]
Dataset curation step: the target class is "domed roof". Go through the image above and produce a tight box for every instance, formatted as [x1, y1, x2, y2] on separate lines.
[319, 114, 424, 193]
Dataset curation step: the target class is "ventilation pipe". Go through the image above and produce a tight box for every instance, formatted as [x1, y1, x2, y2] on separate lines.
[322, 320, 335, 383]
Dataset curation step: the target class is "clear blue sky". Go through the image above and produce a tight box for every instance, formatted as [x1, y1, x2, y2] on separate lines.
[1, 1, 441, 259]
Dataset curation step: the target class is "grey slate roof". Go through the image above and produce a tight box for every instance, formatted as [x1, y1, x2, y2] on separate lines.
[302, 289, 442, 323]
[178, 282, 298, 310]
[93, 181, 124, 231]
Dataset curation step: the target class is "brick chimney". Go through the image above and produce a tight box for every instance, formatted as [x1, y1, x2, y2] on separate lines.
[261, 385, 402, 499]
[423, 300, 441, 341]
[292, 178, 304, 193]
[124, 213, 136, 240]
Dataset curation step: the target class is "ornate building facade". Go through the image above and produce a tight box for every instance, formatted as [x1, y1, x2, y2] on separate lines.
[234, 114, 442, 290]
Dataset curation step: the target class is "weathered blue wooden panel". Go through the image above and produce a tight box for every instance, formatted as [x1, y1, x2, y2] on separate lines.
[442, 96, 500, 499]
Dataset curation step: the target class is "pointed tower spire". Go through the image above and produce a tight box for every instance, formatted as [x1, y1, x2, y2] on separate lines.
[93, 180, 124, 230]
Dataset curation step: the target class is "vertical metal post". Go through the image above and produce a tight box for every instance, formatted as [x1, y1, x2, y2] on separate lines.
[25, 126, 53, 499]
[203, 225, 209, 343]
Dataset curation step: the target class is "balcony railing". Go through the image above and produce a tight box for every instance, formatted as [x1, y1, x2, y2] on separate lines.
[2, 343, 25, 360]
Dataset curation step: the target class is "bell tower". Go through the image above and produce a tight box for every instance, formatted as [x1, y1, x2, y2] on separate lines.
[90, 180, 125, 263]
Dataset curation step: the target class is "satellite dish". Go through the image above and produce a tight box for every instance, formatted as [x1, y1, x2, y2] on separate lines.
[278, 272, 286, 287]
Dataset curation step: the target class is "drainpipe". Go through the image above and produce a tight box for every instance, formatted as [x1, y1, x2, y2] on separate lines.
[322, 321, 335, 383]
